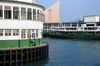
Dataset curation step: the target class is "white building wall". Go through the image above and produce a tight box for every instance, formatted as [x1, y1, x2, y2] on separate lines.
[0, 2, 43, 11]
[0, 20, 43, 29]
[0, 36, 19, 40]
[0, 1, 44, 40]
[6, 0, 34, 3]
[84, 16, 100, 22]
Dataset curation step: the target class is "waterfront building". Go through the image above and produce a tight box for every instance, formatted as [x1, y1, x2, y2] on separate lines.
[0, 0, 45, 48]
[0, 0, 48, 65]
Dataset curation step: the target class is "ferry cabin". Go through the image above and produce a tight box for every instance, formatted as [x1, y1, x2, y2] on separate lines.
[44, 22, 100, 33]
[43, 16, 100, 39]
[0, 0, 45, 48]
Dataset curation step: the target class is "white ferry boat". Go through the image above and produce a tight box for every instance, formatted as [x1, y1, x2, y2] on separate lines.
[43, 16, 100, 39]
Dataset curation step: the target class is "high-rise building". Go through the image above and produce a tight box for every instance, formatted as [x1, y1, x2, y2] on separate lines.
[43, 1, 60, 23]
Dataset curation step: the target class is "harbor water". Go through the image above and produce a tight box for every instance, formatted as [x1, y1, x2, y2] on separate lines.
[17, 37, 100, 66]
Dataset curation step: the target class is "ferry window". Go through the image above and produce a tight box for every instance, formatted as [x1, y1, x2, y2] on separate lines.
[84, 28, 87, 30]
[4, 6, 11, 19]
[21, 29, 26, 38]
[37, 10, 39, 20]
[13, 7, 19, 19]
[33, 9, 36, 20]
[32, 29, 35, 38]
[21, 7, 26, 20]
[36, 30, 38, 37]
[86, 24, 94, 26]
[42, 14, 45, 22]
[39, 11, 42, 21]
[5, 29, 11, 36]
[78, 24, 81, 27]
[27, 8, 32, 20]
[72, 23, 77, 27]
[0, 6, 3, 19]
[27, 29, 31, 38]
[13, 29, 19, 36]
[0, 29, 3, 36]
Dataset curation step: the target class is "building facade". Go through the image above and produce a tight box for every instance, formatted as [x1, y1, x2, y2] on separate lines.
[0, 0, 45, 48]
[43, 1, 60, 23]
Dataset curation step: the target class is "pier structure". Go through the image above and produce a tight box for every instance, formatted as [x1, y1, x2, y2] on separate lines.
[0, 42, 48, 65]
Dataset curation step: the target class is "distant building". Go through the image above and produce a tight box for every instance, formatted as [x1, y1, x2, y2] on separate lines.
[43, 1, 60, 23]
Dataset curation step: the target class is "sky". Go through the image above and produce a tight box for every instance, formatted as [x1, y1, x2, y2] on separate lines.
[35, 0, 100, 22]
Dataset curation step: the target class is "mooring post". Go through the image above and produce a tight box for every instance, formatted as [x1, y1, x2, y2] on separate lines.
[16, 50, 17, 64]
[34, 48, 36, 61]
[21, 50, 23, 63]
[41, 47, 42, 60]
[3, 51, 5, 65]
[26, 49, 28, 62]
[10, 50, 12, 65]
[30, 49, 32, 61]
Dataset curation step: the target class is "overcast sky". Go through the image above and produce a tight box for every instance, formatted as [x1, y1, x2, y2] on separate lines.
[35, 0, 100, 22]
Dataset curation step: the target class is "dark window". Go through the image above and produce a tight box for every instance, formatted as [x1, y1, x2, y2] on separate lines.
[0, 6, 3, 19]
[4, 6, 11, 19]
[0, 29, 3, 36]
[13, 7, 19, 19]
[27, 8, 31, 20]
[37, 10, 39, 20]
[33, 9, 36, 20]
[86, 24, 94, 26]
[39, 11, 42, 21]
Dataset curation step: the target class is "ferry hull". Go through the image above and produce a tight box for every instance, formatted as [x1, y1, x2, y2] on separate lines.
[43, 32, 50, 37]
[49, 32, 100, 39]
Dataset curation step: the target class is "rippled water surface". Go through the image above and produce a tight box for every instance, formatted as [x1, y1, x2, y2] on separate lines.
[17, 37, 100, 66]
